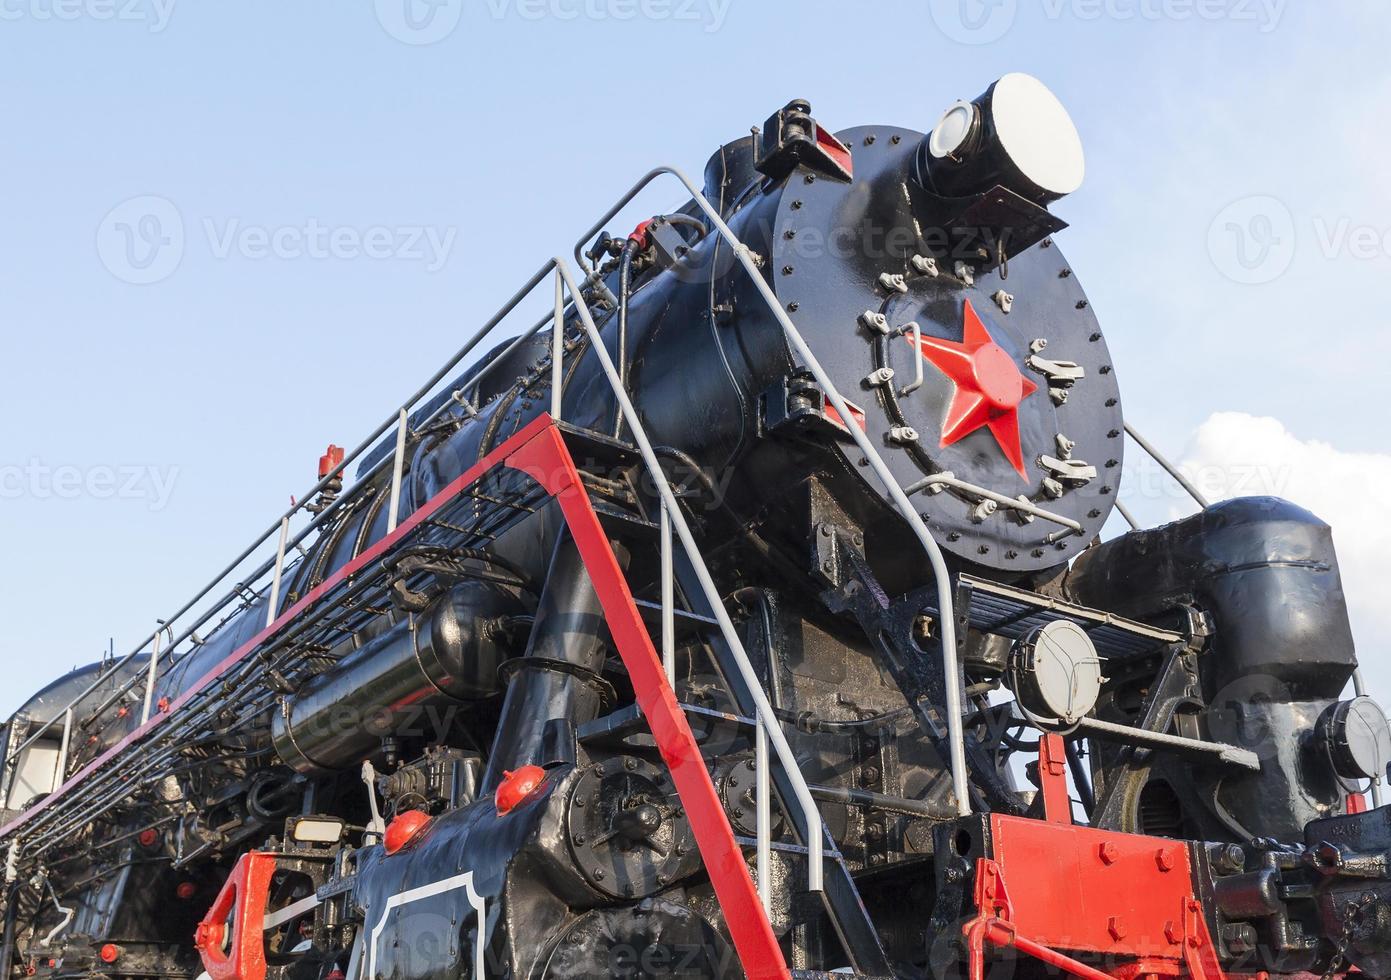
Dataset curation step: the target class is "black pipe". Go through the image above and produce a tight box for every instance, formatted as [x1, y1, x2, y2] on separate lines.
[0, 883, 20, 980]
[613, 239, 638, 438]
[808, 784, 955, 821]
[1065, 737, 1095, 815]
[482, 531, 625, 791]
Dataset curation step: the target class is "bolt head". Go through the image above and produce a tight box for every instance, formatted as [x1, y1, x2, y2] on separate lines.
[1108, 916, 1126, 940]
[1098, 841, 1120, 865]
[1165, 921, 1182, 945]
[1156, 847, 1177, 872]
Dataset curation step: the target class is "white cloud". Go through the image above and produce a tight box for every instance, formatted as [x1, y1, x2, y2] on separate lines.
[1175, 412, 1391, 691]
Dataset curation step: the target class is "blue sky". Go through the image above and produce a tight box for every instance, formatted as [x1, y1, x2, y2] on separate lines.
[2, 1, 1388, 715]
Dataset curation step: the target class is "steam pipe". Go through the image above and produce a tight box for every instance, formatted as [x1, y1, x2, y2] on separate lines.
[482, 530, 620, 791]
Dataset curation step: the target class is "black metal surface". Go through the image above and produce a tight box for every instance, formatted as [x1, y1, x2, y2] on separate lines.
[270, 582, 525, 773]
[1068, 496, 1360, 840]
[481, 532, 614, 793]
[2, 89, 1386, 980]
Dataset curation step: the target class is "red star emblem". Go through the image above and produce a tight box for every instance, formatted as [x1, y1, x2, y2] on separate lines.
[906, 299, 1038, 478]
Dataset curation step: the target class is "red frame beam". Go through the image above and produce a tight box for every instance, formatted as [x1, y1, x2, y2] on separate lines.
[507, 423, 789, 980]
[4, 417, 789, 979]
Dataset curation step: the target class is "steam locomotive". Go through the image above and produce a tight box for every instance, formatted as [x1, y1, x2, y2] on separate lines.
[3, 73, 1390, 980]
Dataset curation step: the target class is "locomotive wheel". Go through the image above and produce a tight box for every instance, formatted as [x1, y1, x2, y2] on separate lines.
[532, 901, 735, 980]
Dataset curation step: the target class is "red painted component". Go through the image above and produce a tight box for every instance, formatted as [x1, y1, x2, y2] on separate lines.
[10, 417, 786, 980]
[494, 766, 546, 816]
[628, 219, 654, 248]
[137, 828, 159, 848]
[1348, 791, 1370, 814]
[812, 123, 854, 180]
[507, 424, 790, 980]
[1037, 733, 1071, 824]
[966, 844, 1230, 980]
[969, 814, 1232, 980]
[195, 852, 277, 980]
[824, 397, 867, 434]
[98, 945, 121, 964]
[383, 810, 432, 855]
[0, 415, 556, 842]
[177, 881, 197, 901]
[989, 815, 1195, 957]
[906, 298, 1038, 478]
[317, 445, 345, 480]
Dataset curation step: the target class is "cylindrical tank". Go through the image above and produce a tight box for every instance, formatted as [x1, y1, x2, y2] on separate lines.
[271, 581, 524, 773]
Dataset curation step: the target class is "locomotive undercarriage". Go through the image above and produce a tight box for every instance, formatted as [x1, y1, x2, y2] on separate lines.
[3, 79, 1391, 980]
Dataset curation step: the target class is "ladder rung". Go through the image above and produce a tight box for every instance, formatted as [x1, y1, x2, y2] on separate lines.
[733, 836, 844, 862]
[632, 599, 719, 636]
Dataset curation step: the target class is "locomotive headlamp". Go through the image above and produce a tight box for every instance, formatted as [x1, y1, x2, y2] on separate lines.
[1321, 695, 1391, 783]
[288, 815, 346, 845]
[920, 72, 1085, 205]
[1009, 620, 1103, 727]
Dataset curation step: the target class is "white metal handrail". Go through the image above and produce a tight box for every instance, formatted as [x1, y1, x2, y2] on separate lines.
[6, 161, 976, 924]
[554, 257, 819, 900]
[5, 265, 568, 771]
[573, 166, 973, 818]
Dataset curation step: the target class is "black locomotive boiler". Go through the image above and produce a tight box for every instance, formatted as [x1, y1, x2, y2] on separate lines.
[2, 73, 1390, 980]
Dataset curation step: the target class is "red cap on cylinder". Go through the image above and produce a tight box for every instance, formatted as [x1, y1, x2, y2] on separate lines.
[99, 945, 121, 964]
[318, 445, 345, 480]
[384, 811, 432, 855]
[495, 765, 546, 816]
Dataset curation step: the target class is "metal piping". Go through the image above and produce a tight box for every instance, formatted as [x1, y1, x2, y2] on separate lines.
[571, 167, 974, 818]
[556, 258, 831, 888]
[905, 472, 1084, 533]
[1124, 421, 1210, 509]
[8, 264, 564, 765]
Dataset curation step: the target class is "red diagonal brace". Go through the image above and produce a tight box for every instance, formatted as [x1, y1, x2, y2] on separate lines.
[506, 422, 789, 980]
[195, 852, 277, 980]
